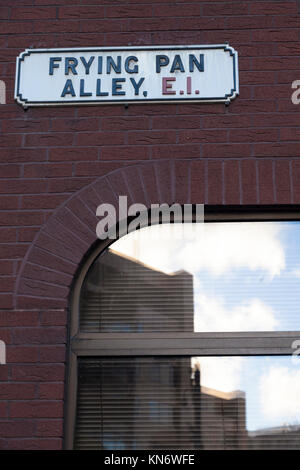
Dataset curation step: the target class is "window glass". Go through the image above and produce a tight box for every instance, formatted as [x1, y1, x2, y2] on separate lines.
[75, 356, 300, 450]
[80, 222, 300, 332]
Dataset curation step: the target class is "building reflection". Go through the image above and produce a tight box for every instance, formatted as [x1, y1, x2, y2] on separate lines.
[76, 250, 300, 450]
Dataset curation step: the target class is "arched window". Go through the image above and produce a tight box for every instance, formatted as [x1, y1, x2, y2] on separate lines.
[66, 211, 300, 450]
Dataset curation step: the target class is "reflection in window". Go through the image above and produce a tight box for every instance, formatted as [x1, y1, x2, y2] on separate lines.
[80, 222, 300, 333]
[74, 356, 300, 450]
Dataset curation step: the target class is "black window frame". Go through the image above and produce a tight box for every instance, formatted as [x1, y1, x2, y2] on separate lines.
[64, 205, 300, 449]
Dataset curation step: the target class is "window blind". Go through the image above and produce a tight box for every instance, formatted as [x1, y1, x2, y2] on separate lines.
[74, 356, 300, 450]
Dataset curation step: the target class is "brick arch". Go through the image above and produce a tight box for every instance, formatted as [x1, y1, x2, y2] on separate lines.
[15, 159, 205, 310]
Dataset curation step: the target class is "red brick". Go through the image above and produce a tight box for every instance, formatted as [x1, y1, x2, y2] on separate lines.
[0, 421, 35, 437]
[229, 129, 278, 143]
[128, 131, 176, 145]
[224, 160, 240, 204]
[6, 439, 62, 450]
[179, 130, 227, 144]
[253, 29, 299, 43]
[7, 346, 38, 363]
[11, 6, 56, 19]
[241, 160, 257, 204]
[281, 128, 300, 141]
[34, 20, 79, 33]
[258, 160, 274, 204]
[25, 133, 74, 147]
[2, 119, 50, 133]
[18, 227, 39, 242]
[190, 160, 205, 204]
[0, 311, 38, 327]
[28, 247, 76, 276]
[0, 294, 13, 309]
[22, 263, 72, 287]
[250, 2, 297, 15]
[59, 6, 104, 19]
[203, 115, 252, 129]
[153, 4, 202, 17]
[39, 383, 64, 400]
[23, 163, 73, 178]
[254, 142, 300, 157]
[174, 160, 190, 204]
[152, 144, 200, 159]
[49, 147, 98, 162]
[21, 194, 67, 210]
[153, 116, 202, 130]
[292, 161, 300, 203]
[0, 276, 15, 292]
[0, 245, 28, 259]
[81, 19, 127, 33]
[36, 420, 63, 437]
[254, 85, 291, 100]
[102, 117, 149, 131]
[0, 402, 7, 418]
[10, 401, 63, 418]
[0, 260, 14, 276]
[0, 164, 20, 178]
[48, 177, 94, 193]
[0, 211, 44, 226]
[107, 4, 153, 18]
[275, 160, 291, 204]
[0, 196, 19, 210]
[0, 148, 47, 163]
[76, 131, 124, 146]
[40, 311, 67, 327]
[203, 2, 248, 16]
[207, 161, 223, 204]
[226, 16, 273, 30]
[101, 146, 150, 160]
[13, 327, 66, 345]
[12, 364, 65, 382]
[0, 135, 22, 147]
[274, 15, 300, 28]
[39, 346, 65, 363]
[203, 143, 251, 158]
[51, 118, 99, 132]
[75, 161, 125, 176]
[0, 22, 33, 34]
[253, 57, 299, 71]
[0, 228, 17, 243]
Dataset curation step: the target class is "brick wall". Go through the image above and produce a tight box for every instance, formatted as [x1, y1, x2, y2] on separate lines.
[1, 0, 300, 450]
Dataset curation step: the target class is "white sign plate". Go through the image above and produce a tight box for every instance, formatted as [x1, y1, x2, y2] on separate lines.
[15, 45, 239, 108]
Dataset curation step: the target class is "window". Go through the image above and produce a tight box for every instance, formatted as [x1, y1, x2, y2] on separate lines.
[65, 208, 300, 450]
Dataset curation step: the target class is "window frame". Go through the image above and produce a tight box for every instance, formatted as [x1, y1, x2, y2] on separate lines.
[64, 205, 300, 449]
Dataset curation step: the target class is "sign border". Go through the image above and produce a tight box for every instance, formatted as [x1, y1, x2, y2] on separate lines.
[15, 44, 239, 108]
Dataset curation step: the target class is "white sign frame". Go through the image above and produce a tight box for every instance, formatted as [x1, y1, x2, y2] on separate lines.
[15, 44, 239, 108]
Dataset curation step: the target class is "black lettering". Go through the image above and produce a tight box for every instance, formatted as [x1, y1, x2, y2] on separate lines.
[125, 56, 138, 74]
[107, 56, 121, 74]
[112, 78, 126, 96]
[189, 54, 204, 72]
[49, 57, 61, 75]
[130, 77, 145, 95]
[170, 54, 185, 73]
[65, 57, 78, 75]
[61, 79, 76, 97]
[80, 79, 92, 97]
[80, 56, 95, 75]
[156, 55, 169, 73]
[96, 78, 109, 96]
